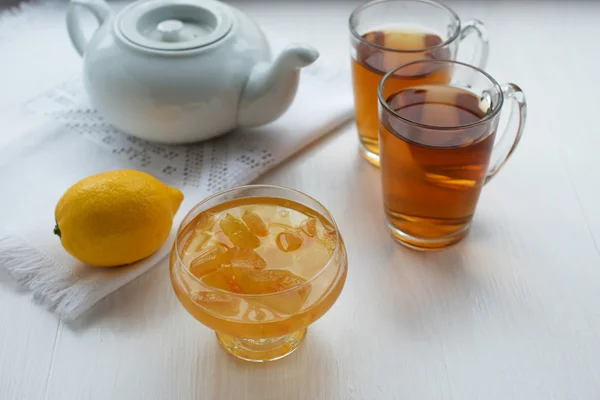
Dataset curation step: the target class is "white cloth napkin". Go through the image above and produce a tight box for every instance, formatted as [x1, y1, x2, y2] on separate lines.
[0, 17, 353, 321]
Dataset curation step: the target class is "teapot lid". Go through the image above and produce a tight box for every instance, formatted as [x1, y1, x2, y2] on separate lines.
[117, 0, 234, 51]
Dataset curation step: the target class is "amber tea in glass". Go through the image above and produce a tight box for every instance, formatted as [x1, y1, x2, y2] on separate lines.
[350, 0, 489, 166]
[378, 60, 527, 250]
[170, 185, 348, 362]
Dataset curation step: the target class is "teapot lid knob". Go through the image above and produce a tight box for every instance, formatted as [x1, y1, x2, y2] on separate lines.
[117, 0, 234, 51]
[156, 19, 184, 42]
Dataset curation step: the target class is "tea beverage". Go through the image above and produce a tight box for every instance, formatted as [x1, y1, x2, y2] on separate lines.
[170, 192, 348, 361]
[379, 84, 497, 249]
[378, 60, 527, 250]
[349, 0, 490, 166]
[352, 28, 452, 165]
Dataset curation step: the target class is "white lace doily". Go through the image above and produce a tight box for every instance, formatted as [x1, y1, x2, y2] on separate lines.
[25, 50, 349, 193]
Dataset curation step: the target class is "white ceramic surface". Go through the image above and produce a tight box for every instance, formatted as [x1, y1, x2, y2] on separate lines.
[66, 0, 319, 143]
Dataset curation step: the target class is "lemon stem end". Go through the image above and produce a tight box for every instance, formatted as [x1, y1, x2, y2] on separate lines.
[54, 223, 61, 238]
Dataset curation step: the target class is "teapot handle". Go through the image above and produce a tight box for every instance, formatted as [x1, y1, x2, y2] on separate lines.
[66, 0, 112, 56]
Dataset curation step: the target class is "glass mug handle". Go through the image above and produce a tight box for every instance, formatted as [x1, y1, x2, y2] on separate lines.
[459, 19, 490, 69]
[485, 83, 527, 184]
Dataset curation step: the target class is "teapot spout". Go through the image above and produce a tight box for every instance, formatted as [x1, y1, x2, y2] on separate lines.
[238, 44, 319, 127]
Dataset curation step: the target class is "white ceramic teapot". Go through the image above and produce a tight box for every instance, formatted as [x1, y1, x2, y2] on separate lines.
[66, 0, 319, 143]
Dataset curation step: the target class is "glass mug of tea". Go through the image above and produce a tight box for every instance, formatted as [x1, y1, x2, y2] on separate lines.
[350, 0, 489, 167]
[378, 60, 526, 250]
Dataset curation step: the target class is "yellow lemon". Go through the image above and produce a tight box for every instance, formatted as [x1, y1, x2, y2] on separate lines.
[54, 169, 184, 267]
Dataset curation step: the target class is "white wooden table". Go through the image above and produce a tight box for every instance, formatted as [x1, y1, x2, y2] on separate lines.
[2, 1, 600, 399]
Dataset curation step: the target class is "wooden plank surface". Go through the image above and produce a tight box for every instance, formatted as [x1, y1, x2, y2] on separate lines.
[1, 1, 600, 399]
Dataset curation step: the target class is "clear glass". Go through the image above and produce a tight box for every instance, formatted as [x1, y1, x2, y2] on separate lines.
[378, 60, 526, 250]
[169, 185, 348, 362]
[349, 0, 489, 167]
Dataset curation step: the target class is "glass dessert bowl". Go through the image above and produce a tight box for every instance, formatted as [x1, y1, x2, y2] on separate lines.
[170, 185, 348, 362]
